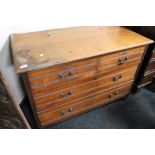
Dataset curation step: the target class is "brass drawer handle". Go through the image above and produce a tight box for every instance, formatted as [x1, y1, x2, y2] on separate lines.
[118, 57, 128, 65]
[60, 90, 72, 98]
[68, 107, 73, 112]
[59, 71, 73, 79]
[109, 91, 119, 98]
[113, 75, 122, 82]
[61, 107, 73, 115]
[108, 94, 113, 98]
[61, 110, 67, 115]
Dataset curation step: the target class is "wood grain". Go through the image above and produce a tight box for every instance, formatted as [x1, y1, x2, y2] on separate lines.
[38, 81, 133, 127]
[33, 66, 138, 111]
[10, 26, 153, 73]
[11, 27, 154, 128]
[27, 46, 144, 88]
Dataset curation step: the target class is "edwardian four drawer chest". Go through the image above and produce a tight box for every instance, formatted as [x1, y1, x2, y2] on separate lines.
[10, 27, 153, 128]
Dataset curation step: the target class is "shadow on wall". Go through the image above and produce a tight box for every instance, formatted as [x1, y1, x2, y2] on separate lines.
[0, 38, 26, 105]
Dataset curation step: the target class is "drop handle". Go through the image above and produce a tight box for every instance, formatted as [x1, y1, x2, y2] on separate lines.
[109, 91, 119, 98]
[59, 71, 73, 79]
[109, 94, 113, 98]
[113, 75, 122, 82]
[61, 110, 67, 115]
[61, 108, 73, 115]
[118, 57, 128, 65]
[68, 107, 73, 112]
[60, 90, 72, 98]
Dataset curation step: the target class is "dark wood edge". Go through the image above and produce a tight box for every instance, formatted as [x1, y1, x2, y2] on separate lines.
[132, 43, 155, 93]
[22, 73, 42, 128]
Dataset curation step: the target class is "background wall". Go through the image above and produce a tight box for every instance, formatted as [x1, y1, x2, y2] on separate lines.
[0, 0, 154, 105]
[0, 26, 67, 104]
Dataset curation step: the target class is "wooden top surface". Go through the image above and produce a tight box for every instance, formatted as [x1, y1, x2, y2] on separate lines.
[10, 26, 154, 73]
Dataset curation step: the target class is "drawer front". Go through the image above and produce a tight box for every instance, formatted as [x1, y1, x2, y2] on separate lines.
[27, 57, 98, 90]
[99, 46, 145, 74]
[140, 72, 155, 86]
[27, 46, 145, 94]
[37, 81, 133, 127]
[145, 60, 155, 73]
[33, 66, 138, 111]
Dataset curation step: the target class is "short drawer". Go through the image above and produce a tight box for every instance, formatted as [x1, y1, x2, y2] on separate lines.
[37, 81, 133, 127]
[140, 71, 155, 86]
[145, 60, 155, 73]
[27, 56, 98, 91]
[99, 46, 145, 74]
[34, 66, 138, 111]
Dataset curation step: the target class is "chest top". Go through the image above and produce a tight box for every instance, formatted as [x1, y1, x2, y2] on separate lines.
[10, 26, 153, 73]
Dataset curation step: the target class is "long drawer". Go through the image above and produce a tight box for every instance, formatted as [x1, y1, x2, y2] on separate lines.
[28, 46, 145, 94]
[33, 66, 138, 111]
[37, 81, 133, 127]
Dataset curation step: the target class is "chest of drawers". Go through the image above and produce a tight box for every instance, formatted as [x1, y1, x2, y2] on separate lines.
[10, 27, 153, 128]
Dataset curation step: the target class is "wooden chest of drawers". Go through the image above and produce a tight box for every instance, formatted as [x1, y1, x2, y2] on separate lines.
[10, 27, 153, 128]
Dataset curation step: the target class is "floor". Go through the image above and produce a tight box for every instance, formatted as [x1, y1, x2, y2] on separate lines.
[48, 83, 155, 129]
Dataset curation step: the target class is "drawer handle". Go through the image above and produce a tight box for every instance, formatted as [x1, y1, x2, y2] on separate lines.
[118, 57, 128, 65]
[68, 107, 73, 112]
[61, 110, 67, 115]
[60, 90, 72, 98]
[113, 75, 122, 82]
[61, 108, 73, 115]
[109, 91, 119, 98]
[59, 71, 73, 79]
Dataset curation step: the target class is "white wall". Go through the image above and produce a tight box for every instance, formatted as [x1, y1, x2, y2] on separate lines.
[0, 26, 64, 104]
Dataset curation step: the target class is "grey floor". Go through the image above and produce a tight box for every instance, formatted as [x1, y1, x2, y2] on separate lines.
[48, 83, 155, 129]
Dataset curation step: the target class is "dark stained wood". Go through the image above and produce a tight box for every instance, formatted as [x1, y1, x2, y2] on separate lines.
[151, 49, 155, 60]
[132, 44, 155, 92]
[140, 71, 155, 86]
[127, 27, 155, 92]
[145, 60, 155, 73]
